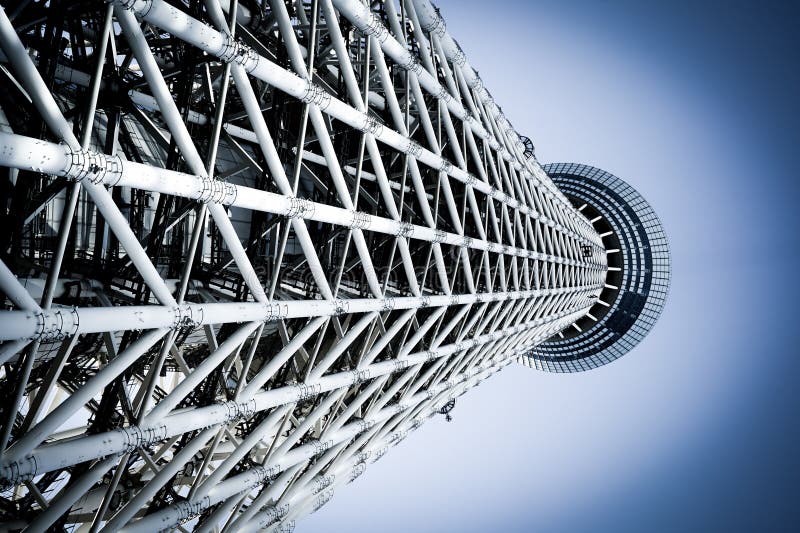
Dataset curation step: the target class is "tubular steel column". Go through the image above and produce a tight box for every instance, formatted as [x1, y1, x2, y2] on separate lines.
[0, 1, 667, 531]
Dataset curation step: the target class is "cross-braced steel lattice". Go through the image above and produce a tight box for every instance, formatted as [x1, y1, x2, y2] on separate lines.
[0, 1, 608, 530]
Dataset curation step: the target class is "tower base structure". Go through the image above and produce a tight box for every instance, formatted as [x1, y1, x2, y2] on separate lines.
[0, 1, 668, 531]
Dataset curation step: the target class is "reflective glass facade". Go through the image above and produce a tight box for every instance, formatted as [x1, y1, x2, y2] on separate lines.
[521, 163, 671, 373]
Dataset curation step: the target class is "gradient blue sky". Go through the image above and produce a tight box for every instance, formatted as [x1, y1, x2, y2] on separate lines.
[304, 1, 800, 531]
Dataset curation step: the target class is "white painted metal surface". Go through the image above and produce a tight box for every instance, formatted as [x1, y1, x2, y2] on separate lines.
[0, 1, 607, 531]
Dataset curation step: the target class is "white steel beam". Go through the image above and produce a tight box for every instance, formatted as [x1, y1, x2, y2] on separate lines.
[0, 1, 609, 531]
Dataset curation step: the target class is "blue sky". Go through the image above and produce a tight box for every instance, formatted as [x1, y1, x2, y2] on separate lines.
[304, 1, 800, 531]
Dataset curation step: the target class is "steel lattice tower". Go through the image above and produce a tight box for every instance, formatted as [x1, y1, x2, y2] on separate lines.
[0, 1, 669, 531]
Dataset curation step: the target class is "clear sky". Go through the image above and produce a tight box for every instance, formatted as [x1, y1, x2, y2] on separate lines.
[304, 1, 800, 531]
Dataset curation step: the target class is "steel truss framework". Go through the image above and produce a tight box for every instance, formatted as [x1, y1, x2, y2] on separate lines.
[0, 0, 607, 531]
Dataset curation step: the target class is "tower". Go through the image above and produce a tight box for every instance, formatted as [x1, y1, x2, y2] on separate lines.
[0, 1, 669, 531]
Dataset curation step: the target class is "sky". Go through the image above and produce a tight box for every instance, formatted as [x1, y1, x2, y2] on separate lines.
[304, 1, 800, 531]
